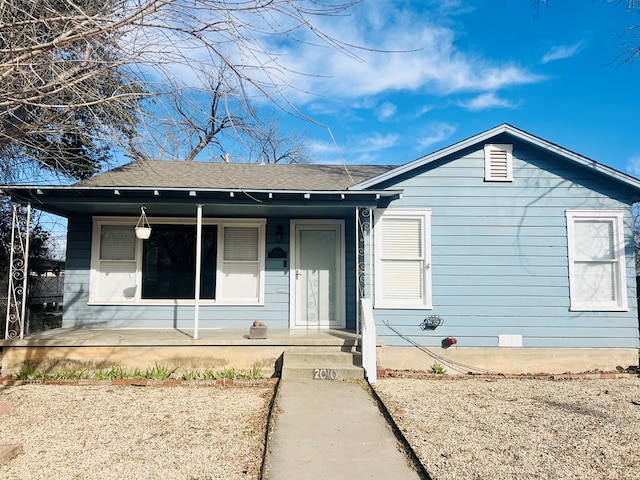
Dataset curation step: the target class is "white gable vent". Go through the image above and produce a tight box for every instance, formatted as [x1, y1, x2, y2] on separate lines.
[484, 144, 513, 181]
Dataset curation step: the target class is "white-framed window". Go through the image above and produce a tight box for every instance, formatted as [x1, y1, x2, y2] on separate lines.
[90, 217, 265, 305]
[373, 209, 432, 309]
[94, 223, 138, 302]
[566, 210, 628, 311]
[484, 144, 513, 181]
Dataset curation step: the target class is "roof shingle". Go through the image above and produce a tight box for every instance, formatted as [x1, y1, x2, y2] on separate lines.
[76, 161, 394, 191]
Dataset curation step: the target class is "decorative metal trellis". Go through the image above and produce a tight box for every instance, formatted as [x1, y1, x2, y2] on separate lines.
[5, 203, 30, 340]
[357, 207, 371, 300]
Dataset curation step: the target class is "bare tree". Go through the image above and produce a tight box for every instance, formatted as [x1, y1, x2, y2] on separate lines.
[250, 118, 312, 164]
[1, 0, 361, 179]
[127, 65, 250, 162]
[614, 0, 640, 63]
[535, 1, 640, 64]
[0, 0, 142, 178]
[127, 63, 313, 163]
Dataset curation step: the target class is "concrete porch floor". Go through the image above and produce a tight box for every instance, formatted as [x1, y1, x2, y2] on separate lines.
[1, 327, 362, 348]
[0, 328, 371, 375]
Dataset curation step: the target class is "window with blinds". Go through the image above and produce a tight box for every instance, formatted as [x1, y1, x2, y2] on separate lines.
[95, 225, 137, 302]
[566, 210, 628, 311]
[220, 226, 261, 301]
[374, 209, 432, 309]
[90, 218, 265, 304]
[484, 144, 513, 181]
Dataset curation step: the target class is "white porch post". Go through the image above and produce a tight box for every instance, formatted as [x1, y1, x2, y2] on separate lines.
[193, 204, 203, 340]
[357, 207, 377, 383]
[360, 298, 377, 384]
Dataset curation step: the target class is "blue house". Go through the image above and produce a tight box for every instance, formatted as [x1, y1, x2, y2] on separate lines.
[2, 124, 639, 376]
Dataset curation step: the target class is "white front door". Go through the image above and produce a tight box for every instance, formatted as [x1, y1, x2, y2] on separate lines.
[290, 220, 345, 328]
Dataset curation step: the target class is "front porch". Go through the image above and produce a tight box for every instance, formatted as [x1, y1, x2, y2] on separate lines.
[0, 327, 373, 377]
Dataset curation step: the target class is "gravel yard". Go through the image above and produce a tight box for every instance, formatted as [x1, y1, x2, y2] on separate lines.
[1, 376, 640, 480]
[374, 376, 640, 480]
[0, 383, 274, 480]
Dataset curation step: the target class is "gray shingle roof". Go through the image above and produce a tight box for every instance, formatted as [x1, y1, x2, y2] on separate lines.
[76, 161, 394, 191]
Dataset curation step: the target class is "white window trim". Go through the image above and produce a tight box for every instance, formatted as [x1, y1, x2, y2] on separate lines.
[373, 208, 432, 309]
[566, 210, 628, 312]
[484, 143, 513, 182]
[89, 216, 266, 306]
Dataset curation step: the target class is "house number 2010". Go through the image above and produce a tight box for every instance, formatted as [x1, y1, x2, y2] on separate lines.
[314, 368, 338, 380]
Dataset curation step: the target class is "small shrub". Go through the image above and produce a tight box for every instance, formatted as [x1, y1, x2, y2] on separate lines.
[16, 362, 47, 381]
[14, 360, 261, 382]
[181, 361, 263, 381]
[429, 362, 447, 375]
[214, 367, 237, 380]
[237, 361, 263, 380]
[144, 362, 177, 380]
[182, 370, 202, 381]
[51, 368, 90, 380]
[94, 366, 127, 381]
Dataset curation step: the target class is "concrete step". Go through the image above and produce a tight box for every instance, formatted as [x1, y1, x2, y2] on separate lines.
[283, 349, 362, 366]
[280, 350, 364, 381]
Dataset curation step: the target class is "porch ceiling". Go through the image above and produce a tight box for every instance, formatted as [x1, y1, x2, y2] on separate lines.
[2, 186, 401, 218]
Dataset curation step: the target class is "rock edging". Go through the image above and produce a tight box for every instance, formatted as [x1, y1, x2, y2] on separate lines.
[378, 369, 637, 381]
[1, 376, 278, 387]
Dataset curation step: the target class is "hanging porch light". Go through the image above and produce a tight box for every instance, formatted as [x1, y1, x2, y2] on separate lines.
[135, 206, 152, 239]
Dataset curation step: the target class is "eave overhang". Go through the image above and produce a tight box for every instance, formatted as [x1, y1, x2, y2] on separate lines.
[350, 123, 640, 194]
[0, 185, 403, 218]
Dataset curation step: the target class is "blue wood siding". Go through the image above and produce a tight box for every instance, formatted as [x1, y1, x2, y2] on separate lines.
[63, 213, 359, 329]
[370, 142, 640, 350]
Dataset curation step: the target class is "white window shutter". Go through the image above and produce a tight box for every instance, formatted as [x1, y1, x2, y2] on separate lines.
[95, 224, 137, 302]
[220, 226, 260, 301]
[382, 217, 422, 258]
[375, 211, 431, 309]
[96, 262, 137, 300]
[100, 225, 136, 260]
[484, 144, 513, 181]
[224, 227, 259, 261]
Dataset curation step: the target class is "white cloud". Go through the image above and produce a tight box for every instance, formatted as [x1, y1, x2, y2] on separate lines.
[411, 105, 435, 118]
[354, 133, 400, 153]
[542, 41, 586, 63]
[458, 92, 520, 111]
[122, 2, 544, 113]
[625, 156, 640, 177]
[309, 133, 400, 164]
[417, 122, 457, 151]
[375, 102, 397, 121]
[254, 3, 543, 103]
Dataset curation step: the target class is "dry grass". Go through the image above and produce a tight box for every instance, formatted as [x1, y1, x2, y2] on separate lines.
[0, 383, 274, 480]
[3, 375, 640, 480]
[374, 376, 640, 480]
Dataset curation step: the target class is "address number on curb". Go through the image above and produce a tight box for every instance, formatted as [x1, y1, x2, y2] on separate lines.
[314, 368, 338, 380]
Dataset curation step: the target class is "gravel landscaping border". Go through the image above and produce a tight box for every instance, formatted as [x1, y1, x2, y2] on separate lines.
[0, 382, 275, 480]
[2, 373, 640, 479]
[373, 375, 640, 480]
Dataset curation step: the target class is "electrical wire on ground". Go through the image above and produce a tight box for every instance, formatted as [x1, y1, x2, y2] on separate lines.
[382, 319, 495, 375]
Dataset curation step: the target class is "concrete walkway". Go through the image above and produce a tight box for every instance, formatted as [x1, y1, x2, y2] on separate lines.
[265, 380, 424, 479]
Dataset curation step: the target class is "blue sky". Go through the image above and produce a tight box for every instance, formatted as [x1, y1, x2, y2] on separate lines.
[267, 0, 639, 176]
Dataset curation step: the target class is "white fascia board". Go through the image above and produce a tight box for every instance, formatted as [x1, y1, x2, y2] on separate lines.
[350, 124, 511, 190]
[350, 123, 640, 192]
[3, 185, 401, 197]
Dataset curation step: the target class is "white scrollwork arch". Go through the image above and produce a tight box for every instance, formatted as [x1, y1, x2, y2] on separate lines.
[5, 203, 30, 340]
